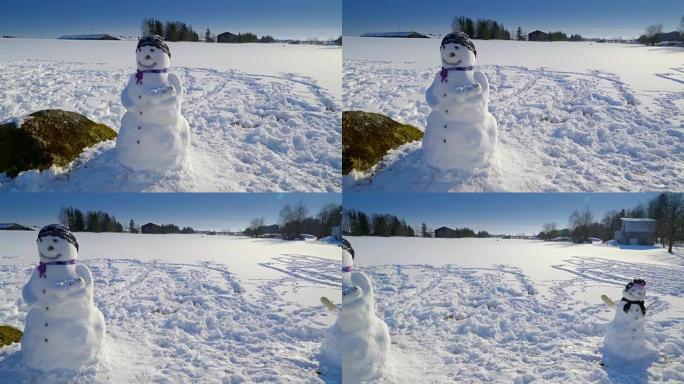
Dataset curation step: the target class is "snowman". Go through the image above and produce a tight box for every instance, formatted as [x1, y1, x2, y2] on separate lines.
[319, 241, 392, 383]
[422, 28, 498, 172]
[116, 35, 190, 173]
[601, 279, 657, 362]
[21, 224, 106, 372]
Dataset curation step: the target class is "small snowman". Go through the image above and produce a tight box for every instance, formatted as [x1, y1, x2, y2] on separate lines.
[116, 35, 190, 173]
[601, 279, 657, 363]
[21, 224, 106, 372]
[422, 27, 498, 172]
[319, 241, 392, 383]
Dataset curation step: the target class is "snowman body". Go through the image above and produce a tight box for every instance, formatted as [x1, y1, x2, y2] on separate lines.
[602, 282, 655, 362]
[320, 269, 391, 384]
[21, 236, 105, 371]
[116, 42, 190, 173]
[423, 42, 497, 171]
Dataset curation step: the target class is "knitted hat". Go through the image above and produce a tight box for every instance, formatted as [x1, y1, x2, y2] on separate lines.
[341, 238, 355, 259]
[625, 278, 646, 290]
[441, 31, 477, 57]
[137, 35, 171, 58]
[38, 224, 79, 251]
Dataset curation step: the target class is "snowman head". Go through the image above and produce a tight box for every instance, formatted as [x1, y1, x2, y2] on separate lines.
[440, 31, 477, 67]
[342, 271, 374, 311]
[136, 35, 171, 70]
[36, 224, 79, 262]
[623, 279, 646, 301]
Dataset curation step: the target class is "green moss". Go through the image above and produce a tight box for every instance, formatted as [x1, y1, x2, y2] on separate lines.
[342, 111, 423, 174]
[0, 109, 116, 177]
[0, 325, 22, 346]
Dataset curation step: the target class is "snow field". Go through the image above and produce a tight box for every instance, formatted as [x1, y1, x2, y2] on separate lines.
[0, 233, 342, 383]
[0, 39, 341, 192]
[343, 38, 684, 192]
[347, 237, 684, 383]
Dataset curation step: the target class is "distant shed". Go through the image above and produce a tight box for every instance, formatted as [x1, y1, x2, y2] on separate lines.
[614, 218, 656, 245]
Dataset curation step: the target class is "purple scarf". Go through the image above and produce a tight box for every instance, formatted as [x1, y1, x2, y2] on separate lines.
[342, 266, 352, 273]
[440, 66, 474, 82]
[135, 68, 168, 85]
[37, 260, 76, 278]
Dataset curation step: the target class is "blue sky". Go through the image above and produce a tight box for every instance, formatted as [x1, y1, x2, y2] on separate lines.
[344, 0, 683, 38]
[0, 0, 341, 39]
[343, 193, 660, 235]
[0, 193, 340, 231]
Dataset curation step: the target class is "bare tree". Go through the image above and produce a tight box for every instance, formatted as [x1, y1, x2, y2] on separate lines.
[279, 201, 309, 240]
[644, 24, 663, 46]
[249, 217, 265, 238]
[661, 192, 683, 253]
[542, 222, 557, 241]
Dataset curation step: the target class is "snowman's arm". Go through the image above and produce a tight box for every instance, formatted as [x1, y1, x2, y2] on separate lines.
[121, 76, 136, 109]
[75, 264, 94, 290]
[474, 70, 490, 98]
[21, 270, 39, 305]
[425, 79, 440, 108]
[168, 73, 184, 100]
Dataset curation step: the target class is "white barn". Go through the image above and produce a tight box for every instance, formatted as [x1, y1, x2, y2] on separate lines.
[614, 218, 656, 245]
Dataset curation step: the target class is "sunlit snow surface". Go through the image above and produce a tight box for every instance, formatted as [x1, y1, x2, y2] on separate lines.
[0, 232, 341, 383]
[343, 38, 684, 192]
[0, 39, 341, 192]
[347, 237, 684, 383]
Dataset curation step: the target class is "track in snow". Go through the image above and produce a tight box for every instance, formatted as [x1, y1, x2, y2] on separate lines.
[358, 258, 683, 383]
[344, 60, 683, 192]
[0, 60, 341, 192]
[0, 255, 340, 383]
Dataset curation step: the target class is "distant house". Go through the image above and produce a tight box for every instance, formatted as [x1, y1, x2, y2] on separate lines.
[528, 30, 550, 42]
[614, 218, 656, 245]
[141, 223, 162, 234]
[58, 34, 119, 41]
[216, 32, 239, 43]
[361, 31, 429, 39]
[434, 226, 458, 238]
[0, 223, 32, 231]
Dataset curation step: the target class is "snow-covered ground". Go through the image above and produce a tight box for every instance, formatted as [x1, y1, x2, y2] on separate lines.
[0, 232, 341, 383]
[346, 236, 684, 383]
[0, 38, 341, 192]
[343, 37, 684, 192]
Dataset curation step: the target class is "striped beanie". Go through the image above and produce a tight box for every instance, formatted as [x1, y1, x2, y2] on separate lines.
[38, 224, 79, 251]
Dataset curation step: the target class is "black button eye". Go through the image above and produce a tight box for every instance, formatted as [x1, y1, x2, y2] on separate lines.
[151, 49, 154, 52]
[454, 46, 459, 49]
[53, 239, 57, 243]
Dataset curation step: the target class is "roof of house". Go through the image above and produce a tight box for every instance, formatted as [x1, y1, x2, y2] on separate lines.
[0, 223, 18, 229]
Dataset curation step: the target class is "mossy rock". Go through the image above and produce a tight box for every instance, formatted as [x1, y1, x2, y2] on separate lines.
[342, 111, 423, 174]
[0, 325, 22, 346]
[0, 109, 117, 177]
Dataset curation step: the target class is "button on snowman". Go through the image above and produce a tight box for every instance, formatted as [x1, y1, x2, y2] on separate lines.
[319, 241, 392, 383]
[116, 35, 190, 173]
[21, 224, 106, 372]
[602, 279, 657, 362]
[422, 29, 498, 171]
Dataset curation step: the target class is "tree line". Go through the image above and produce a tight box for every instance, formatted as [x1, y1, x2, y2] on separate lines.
[344, 209, 415, 237]
[539, 192, 683, 253]
[141, 18, 200, 42]
[58, 207, 124, 233]
[454, 16, 512, 40]
[244, 202, 341, 240]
